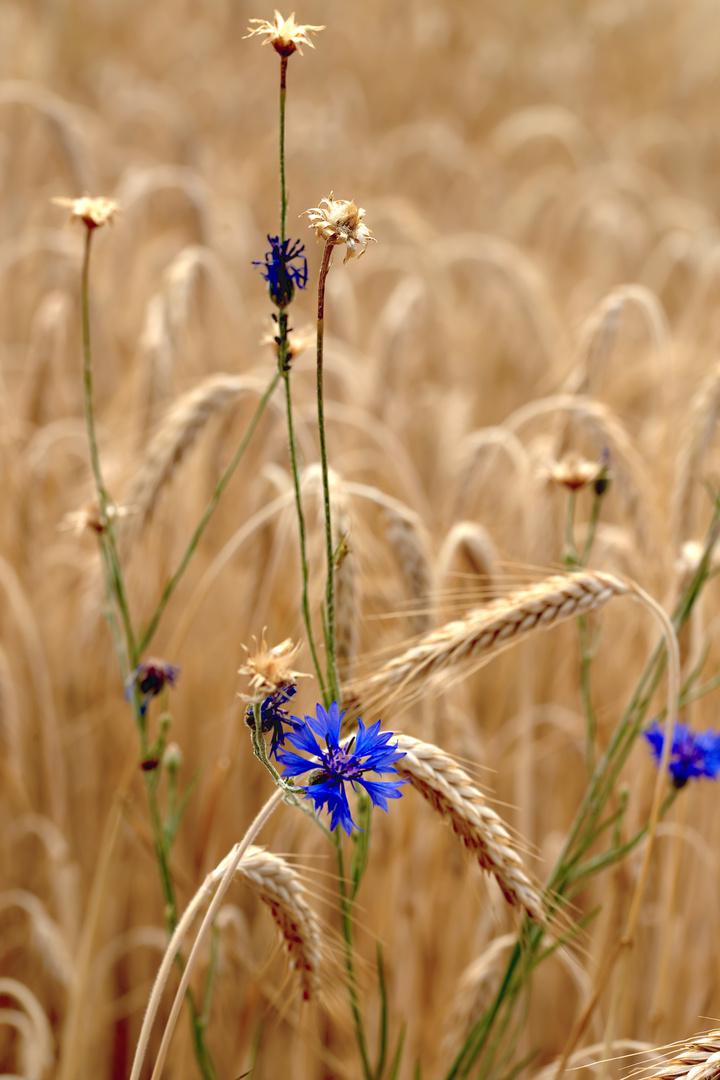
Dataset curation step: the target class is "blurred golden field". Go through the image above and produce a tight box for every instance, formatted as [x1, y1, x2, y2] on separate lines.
[3, 1, 720, 1078]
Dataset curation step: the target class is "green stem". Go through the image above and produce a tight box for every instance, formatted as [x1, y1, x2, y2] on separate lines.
[80, 226, 137, 663]
[335, 831, 373, 1080]
[567, 790, 677, 888]
[80, 226, 216, 1080]
[580, 490, 603, 565]
[578, 615, 596, 775]
[316, 241, 340, 704]
[138, 370, 280, 655]
[281, 360, 326, 693]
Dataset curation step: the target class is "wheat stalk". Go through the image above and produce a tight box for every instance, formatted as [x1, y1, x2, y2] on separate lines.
[348, 570, 629, 713]
[394, 734, 545, 922]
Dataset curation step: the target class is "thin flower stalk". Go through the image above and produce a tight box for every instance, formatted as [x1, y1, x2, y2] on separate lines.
[138, 367, 281, 654]
[282, 362, 326, 694]
[253, 34, 326, 694]
[80, 226, 136, 666]
[316, 240, 340, 702]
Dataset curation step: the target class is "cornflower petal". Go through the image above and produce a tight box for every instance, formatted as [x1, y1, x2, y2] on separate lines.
[644, 719, 720, 788]
[356, 776, 407, 811]
[278, 701, 407, 832]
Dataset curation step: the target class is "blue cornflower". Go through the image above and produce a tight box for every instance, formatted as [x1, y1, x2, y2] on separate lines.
[276, 702, 408, 835]
[245, 685, 299, 758]
[125, 658, 180, 716]
[253, 235, 308, 308]
[644, 720, 720, 789]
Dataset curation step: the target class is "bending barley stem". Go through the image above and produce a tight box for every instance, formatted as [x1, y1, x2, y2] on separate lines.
[132, 790, 284, 1080]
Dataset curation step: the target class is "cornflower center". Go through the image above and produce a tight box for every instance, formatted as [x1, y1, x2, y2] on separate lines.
[314, 736, 363, 783]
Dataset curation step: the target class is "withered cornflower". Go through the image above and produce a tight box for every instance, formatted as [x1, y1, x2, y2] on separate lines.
[244, 685, 300, 757]
[125, 658, 180, 716]
[276, 702, 408, 835]
[53, 196, 120, 230]
[244, 10, 324, 57]
[644, 720, 720, 789]
[253, 235, 308, 308]
[303, 195, 375, 263]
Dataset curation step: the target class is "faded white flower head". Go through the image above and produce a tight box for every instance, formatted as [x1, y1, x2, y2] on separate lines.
[303, 194, 375, 263]
[60, 499, 134, 536]
[53, 196, 120, 230]
[245, 11, 324, 57]
[239, 633, 308, 700]
[261, 320, 315, 365]
[546, 451, 604, 492]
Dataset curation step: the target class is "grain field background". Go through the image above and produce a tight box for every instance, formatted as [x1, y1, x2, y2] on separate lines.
[2, 1, 720, 1078]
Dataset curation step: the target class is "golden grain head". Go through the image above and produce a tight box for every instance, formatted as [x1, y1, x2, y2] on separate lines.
[303, 194, 376, 262]
[238, 633, 307, 699]
[244, 10, 325, 57]
[52, 195, 120, 230]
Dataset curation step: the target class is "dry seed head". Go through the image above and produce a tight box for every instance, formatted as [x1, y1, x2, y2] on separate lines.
[239, 633, 307, 700]
[61, 499, 134, 537]
[261, 320, 315, 365]
[53, 195, 119, 230]
[304, 194, 375, 263]
[245, 11, 324, 57]
[546, 450, 604, 492]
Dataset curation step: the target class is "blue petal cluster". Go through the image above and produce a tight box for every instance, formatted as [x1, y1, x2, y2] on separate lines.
[253, 235, 308, 308]
[644, 720, 720, 789]
[125, 658, 180, 716]
[245, 685, 299, 757]
[276, 702, 408, 834]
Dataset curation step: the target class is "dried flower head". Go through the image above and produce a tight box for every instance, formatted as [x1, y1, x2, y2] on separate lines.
[53, 196, 120, 230]
[253, 235, 308, 308]
[303, 194, 375, 263]
[245, 11, 324, 57]
[547, 451, 604, 492]
[262, 320, 315, 366]
[61, 499, 134, 536]
[239, 633, 307, 700]
[244, 685, 300, 758]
